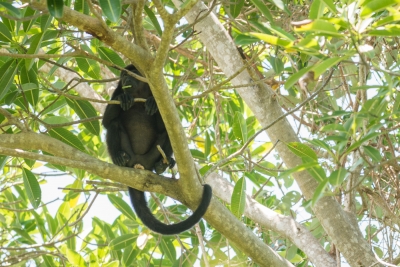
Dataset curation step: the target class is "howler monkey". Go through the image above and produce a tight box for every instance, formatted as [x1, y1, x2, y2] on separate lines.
[102, 65, 212, 235]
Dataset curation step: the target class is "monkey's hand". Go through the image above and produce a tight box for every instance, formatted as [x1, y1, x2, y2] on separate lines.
[118, 93, 135, 111]
[113, 151, 131, 166]
[145, 96, 158, 115]
[154, 157, 175, 174]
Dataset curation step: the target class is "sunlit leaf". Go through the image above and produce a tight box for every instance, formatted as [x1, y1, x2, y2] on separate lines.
[287, 142, 317, 160]
[109, 234, 137, 250]
[108, 194, 136, 221]
[22, 168, 41, 209]
[48, 128, 86, 152]
[294, 19, 343, 37]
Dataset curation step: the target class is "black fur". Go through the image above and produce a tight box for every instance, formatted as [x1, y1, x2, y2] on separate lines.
[102, 65, 212, 235]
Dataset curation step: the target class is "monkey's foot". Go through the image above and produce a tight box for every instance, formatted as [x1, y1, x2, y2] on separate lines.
[134, 164, 145, 170]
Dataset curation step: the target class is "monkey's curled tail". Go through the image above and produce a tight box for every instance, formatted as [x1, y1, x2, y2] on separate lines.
[128, 184, 212, 235]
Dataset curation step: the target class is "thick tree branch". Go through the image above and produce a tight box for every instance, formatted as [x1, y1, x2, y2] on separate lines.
[205, 172, 336, 267]
[0, 131, 294, 267]
[173, 1, 380, 266]
[26, 0, 153, 70]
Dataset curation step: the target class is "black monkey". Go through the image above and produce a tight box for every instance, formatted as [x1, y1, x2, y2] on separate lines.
[102, 65, 212, 235]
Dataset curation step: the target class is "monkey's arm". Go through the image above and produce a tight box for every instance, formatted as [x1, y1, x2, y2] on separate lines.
[145, 96, 158, 115]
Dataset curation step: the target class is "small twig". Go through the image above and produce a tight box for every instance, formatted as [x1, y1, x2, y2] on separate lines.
[157, 145, 169, 164]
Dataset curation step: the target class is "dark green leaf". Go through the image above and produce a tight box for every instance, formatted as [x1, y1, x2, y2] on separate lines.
[0, 21, 12, 42]
[74, 0, 89, 15]
[0, 60, 18, 101]
[66, 99, 100, 136]
[249, 0, 273, 22]
[230, 0, 244, 18]
[99, 0, 121, 23]
[47, 0, 64, 18]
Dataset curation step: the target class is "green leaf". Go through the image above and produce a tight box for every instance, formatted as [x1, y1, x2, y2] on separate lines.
[74, 0, 89, 15]
[48, 128, 86, 152]
[230, 0, 244, 18]
[0, 155, 9, 170]
[98, 47, 125, 74]
[294, 19, 343, 37]
[0, 21, 12, 42]
[47, 0, 64, 18]
[108, 194, 136, 221]
[26, 32, 44, 70]
[312, 179, 328, 205]
[369, 25, 400, 36]
[284, 65, 313, 89]
[75, 58, 101, 79]
[20, 64, 39, 107]
[363, 145, 382, 163]
[144, 5, 162, 36]
[302, 157, 327, 182]
[0, 60, 18, 101]
[23, 7, 37, 32]
[361, 0, 400, 18]
[66, 248, 86, 267]
[310, 0, 337, 19]
[66, 99, 100, 136]
[205, 131, 211, 157]
[231, 177, 246, 218]
[99, 0, 121, 23]
[40, 15, 52, 32]
[250, 32, 293, 47]
[122, 245, 139, 266]
[22, 168, 41, 209]
[0, 2, 21, 17]
[109, 234, 137, 250]
[305, 139, 335, 159]
[249, 0, 273, 22]
[233, 112, 247, 143]
[287, 142, 317, 160]
[328, 168, 348, 186]
[309, 0, 326, 19]
[312, 57, 346, 78]
[160, 237, 176, 261]
[345, 132, 381, 154]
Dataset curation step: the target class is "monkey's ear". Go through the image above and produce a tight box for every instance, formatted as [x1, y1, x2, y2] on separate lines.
[145, 96, 158, 115]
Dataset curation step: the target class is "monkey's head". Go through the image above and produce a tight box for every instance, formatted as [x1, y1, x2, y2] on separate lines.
[120, 65, 152, 98]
